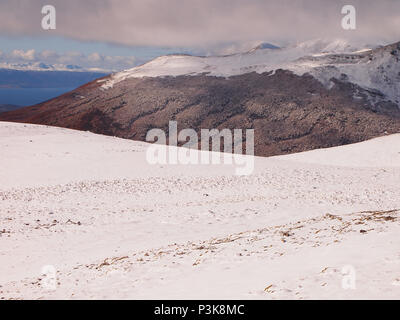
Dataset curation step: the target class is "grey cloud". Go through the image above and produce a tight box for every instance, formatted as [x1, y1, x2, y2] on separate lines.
[0, 0, 399, 48]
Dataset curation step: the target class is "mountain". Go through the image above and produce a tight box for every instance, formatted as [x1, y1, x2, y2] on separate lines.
[248, 42, 280, 52]
[1, 40, 400, 157]
[0, 104, 20, 113]
[0, 61, 111, 73]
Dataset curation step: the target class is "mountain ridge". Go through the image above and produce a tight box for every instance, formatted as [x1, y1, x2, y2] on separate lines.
[1, 40, 399, 157]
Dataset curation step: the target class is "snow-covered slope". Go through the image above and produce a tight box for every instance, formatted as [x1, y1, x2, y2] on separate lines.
[0, 122, 399, 299]
[101, 39, 400, 107]
[101, 39, 360, 88]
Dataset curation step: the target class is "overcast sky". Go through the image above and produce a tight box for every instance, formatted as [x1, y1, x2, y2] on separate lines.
[0, 0, 399, 69]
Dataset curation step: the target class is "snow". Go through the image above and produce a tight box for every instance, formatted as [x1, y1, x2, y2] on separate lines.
[0, 121, 399, 299]
[100, 39, 400, 107]
[275, 134, 400, 168]
[101, 39, 360, 89]
[0, 62, 111, 73]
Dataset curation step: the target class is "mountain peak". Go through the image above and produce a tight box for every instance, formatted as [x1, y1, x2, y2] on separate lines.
[248, 42, 281, 52]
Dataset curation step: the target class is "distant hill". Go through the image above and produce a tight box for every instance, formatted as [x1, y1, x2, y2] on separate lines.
[248, 42, 280, 52]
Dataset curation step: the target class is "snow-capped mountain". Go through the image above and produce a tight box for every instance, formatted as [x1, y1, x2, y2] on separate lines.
[100, 39, 398, 107]
[247, 42, 281, 52]
[101, 39, 362, 89]
[1, 39, 399, 157]
[0, 61, 112, 73]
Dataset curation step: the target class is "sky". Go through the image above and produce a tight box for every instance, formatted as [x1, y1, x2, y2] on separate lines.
[0, 35, 189, 71]
[0, 0, 399, 71]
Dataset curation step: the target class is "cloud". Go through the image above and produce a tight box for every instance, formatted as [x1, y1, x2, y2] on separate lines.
[0, 49, 136, 71]
[0, 0, 399, 49]
[39, 50, 59, 59]
[11, 49, 36, 60]
[88, 53, 102, 62]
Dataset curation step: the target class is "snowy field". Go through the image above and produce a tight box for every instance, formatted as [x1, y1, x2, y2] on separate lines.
[0, 121, 399, 299]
